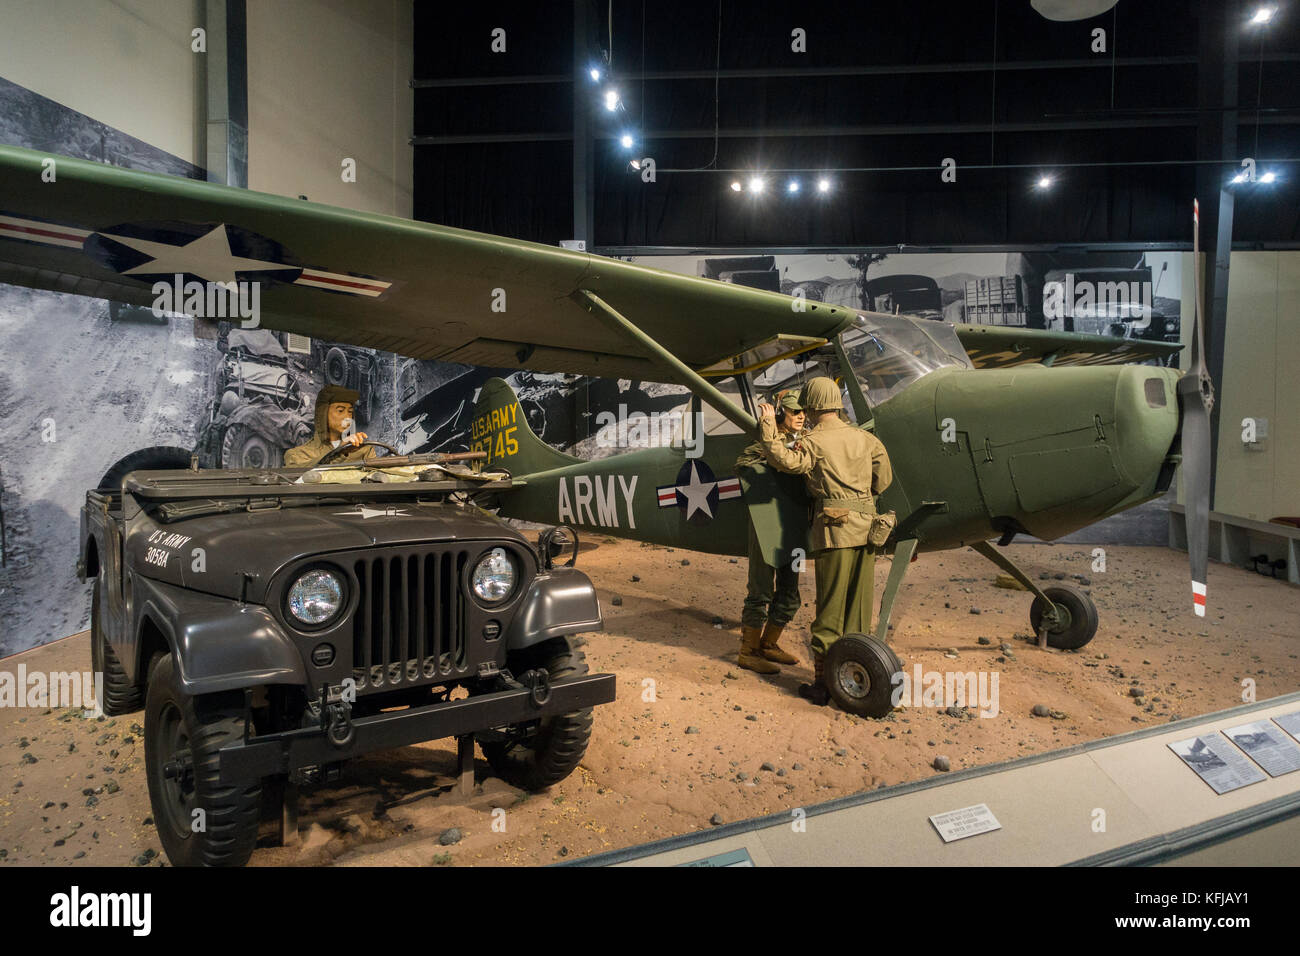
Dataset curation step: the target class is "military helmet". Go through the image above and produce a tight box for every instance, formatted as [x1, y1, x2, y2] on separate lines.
[799, 376, 843, 412]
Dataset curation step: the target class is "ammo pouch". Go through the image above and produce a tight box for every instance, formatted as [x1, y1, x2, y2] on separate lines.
[868, 511, 897, 548]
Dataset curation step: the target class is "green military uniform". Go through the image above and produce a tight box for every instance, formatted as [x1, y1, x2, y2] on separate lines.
[283, 384, 379, 467]
[758, 377, 892, 701]
[735, 403, 805, 631]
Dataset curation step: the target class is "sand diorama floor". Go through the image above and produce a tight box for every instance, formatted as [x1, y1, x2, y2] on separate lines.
[2, 539, 1296, 866]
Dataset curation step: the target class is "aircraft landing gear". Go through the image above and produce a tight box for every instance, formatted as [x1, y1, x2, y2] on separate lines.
[1029, 584, 1099, 650]
[970, 540, 1099, 650]
[825, 634, 902, 718]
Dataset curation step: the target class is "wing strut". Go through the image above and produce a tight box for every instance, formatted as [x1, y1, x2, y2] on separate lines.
[576, 290, 759, 437]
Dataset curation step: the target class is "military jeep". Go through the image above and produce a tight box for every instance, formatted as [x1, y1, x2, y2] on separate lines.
[79, 444, 614, 866]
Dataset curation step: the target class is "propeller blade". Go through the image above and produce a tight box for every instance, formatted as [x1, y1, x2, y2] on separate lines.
[1178, 198, 1214, 617]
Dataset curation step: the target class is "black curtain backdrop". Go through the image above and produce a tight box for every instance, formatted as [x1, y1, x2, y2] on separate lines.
[413, 0, 1300, 248]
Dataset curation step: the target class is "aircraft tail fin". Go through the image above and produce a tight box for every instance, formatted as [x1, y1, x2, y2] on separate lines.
[471, 377, 581, 476]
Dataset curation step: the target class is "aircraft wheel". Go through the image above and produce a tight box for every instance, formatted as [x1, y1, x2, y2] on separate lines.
[825, 634, 902, 718]
[1029, 584, 1099, 650]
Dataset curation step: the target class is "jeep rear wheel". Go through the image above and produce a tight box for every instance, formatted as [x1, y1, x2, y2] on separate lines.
[90, 580, 143, 715]
[144, 653, 262, 866]
[479, 637, 593, 791]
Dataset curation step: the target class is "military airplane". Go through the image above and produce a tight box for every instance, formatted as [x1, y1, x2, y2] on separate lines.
[0, 145, 1213, 717]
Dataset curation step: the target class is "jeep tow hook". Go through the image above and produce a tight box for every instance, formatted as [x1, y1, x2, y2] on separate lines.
[524, 667, 551, 708]
[323, 701, 355, 749]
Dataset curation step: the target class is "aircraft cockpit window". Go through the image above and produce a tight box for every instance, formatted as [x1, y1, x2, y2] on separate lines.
[841, 313, 971, 407]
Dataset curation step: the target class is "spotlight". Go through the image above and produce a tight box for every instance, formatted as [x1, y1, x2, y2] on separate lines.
[1260, 171, 1277, 183]
[1036, 176, 1053, 189]
[1250, 6, 1275, 24]
[1231, 172, 1248, 184]
[630, 158, 642, 171]
[730, 181, 743, 192]
[748, 177, 765, 194]
[619, 133, 634, 149]
[603, 89, 620, 111]
[589, 67, 601, 81]
[816, 178, 831, 193]
[787, 179, 800, 193]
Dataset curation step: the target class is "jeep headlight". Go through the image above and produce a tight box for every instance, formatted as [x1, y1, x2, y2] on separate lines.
[472, 548, 516, 603]
[287, 569, 344, 626]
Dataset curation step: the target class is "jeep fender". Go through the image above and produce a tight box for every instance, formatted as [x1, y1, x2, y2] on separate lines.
[132, 577, 307, 696]
[504, 568, 603, 654]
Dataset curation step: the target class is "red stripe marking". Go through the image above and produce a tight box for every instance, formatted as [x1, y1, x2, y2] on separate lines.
[1193, 593, 1206, 606]
[0, 222, 86, 243]
[298, 271, 387, 291]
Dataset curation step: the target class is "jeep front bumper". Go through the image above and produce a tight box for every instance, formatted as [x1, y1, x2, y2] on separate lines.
[217, 672, 616, 784]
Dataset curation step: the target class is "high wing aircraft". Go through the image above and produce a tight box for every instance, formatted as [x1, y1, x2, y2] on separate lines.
[0, 145, 1214, 717]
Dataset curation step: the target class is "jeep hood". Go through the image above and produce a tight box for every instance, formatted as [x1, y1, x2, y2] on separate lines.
[127, 501, 529, 603]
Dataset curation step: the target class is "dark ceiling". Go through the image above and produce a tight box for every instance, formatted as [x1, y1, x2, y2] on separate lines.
[413, 0, 1300, 250]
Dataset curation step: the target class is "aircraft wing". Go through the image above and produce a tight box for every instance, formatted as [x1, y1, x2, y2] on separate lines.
[953, 323, 1184, 369]
[0, 146, 857, 383]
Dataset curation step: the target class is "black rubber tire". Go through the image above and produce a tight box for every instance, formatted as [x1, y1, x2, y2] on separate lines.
[97, 446, 193, 491]
[90, 580, 143, 716]
[1030, 584, 1099, 650]
[144, 654, 262, 867]
[825, 634, 903, 719]
[479, 637, 593, 791]
[324, 347, 349, 386]
[220, 424, 278, 469]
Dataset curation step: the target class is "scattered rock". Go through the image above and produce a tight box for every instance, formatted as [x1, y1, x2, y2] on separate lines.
[685, 726, 701, 735]
[835, 748, 847, 757]
[1031, 704, 1051, 717]
[933, 755, 951, 772]
[439, 827, 462, 846]
[1128, 686, 1144, 697]
[792, 763, 804, 771]
[977, 636, 992, 645]
[710, 813, 724, 826]
[610, 596, 623, 607]
[725, 671, 740, 680]
[630, 575, 641, 582]
[760, 762, 776, 772]
[680, 559, 691, 566]
[969, 607, 981, 615]
[745, 714, 757, 722]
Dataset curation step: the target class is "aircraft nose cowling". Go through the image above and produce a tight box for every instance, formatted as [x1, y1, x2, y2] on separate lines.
[1102, 364, 1183, 512]
[934, 363, 1183, 542]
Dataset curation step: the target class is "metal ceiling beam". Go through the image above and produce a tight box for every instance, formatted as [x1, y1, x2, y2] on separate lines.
[408, 52, 1299, 89]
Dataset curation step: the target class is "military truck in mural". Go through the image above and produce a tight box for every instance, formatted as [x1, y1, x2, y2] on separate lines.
[79, 445, 614, 866]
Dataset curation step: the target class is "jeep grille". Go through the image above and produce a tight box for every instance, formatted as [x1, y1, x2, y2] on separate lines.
[352, 549, 470, 691]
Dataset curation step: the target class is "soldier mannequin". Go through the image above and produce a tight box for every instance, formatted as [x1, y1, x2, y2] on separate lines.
[734, 389, 806, 674]
[283, 385, 378, 467]
[756, 377, 893, 705]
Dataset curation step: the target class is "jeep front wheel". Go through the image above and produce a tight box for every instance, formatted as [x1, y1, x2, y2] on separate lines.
[90, 580, 143, 715]
[144, 653, 262, 866]
[479, 637, 593, 791]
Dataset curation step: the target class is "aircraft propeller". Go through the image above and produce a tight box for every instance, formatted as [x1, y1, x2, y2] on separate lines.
[1175, 199, 1215, 617]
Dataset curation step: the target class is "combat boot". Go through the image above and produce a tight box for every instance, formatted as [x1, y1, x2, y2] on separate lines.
[759, 622, 798, 665]
[738, 626, 780, 674]
[798, 652, 830, 706]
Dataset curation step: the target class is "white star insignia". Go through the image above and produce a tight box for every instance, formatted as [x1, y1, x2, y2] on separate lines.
[675, 461, 717, 520]
[102, 224, 290, 284]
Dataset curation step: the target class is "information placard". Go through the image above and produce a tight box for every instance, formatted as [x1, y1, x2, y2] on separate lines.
[929, 803, 1002, 843]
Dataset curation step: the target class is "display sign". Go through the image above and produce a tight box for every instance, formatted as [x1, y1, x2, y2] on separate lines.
[929, 803, 1002, 843]
[1168, 733, 1266, 794]
[1224, 721, 1300, 777]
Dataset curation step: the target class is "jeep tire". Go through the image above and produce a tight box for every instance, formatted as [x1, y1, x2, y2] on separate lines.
[479, 636, 593, 791]
[144, 653, 262, 866]
[90, 580, 143, 715]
